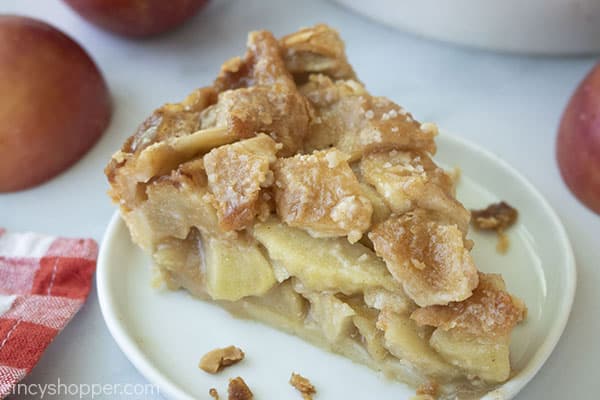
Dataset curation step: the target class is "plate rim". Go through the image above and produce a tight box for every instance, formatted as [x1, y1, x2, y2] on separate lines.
[97, 133, 576, 400]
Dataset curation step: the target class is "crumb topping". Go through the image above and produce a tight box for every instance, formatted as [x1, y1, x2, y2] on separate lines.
[289, 372, 316, 400]
[209, 388, 220, 400]
[199, 346, 245, 374]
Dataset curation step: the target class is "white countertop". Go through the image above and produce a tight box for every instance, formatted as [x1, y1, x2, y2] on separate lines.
[1, 0, 598, 399]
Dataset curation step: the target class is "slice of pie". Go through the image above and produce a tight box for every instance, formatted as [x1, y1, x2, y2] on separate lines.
[105, 24, 526, 398]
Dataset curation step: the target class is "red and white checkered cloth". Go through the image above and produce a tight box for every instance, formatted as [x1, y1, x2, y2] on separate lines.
[0, 228, 97, 398]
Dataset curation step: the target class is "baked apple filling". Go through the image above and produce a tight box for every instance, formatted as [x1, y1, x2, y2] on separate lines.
[106, 24, 526, 398]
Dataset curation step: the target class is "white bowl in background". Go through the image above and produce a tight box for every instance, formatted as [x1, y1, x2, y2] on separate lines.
[333, 0, 600, 54]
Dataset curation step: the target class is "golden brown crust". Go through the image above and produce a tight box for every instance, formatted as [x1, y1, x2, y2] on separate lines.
[289, 372, 316, 400]
[280, 24, 357, 83]
[126, 87, 218, 155]
[204, 134, 278, 231]
[360, 150, 470, 233]
[104, 87, 218, 208]
[198, 345, 245, 374]
[369, 210, 479, 307]
[206, 31, 312, 156]
[228, 377, 253, 400]
[200, 85, 311, 156]
[411, 273, 527, 339]
[300, 75, 436, 158]
[216, 30, 295, 92]
[361, 150, 453, 204]
[274, 149, 373, 242]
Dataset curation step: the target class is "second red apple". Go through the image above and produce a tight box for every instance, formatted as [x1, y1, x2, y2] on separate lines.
[63, 0, 208, 37]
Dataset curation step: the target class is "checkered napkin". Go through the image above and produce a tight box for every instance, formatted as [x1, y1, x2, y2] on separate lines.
[0, 228, 97, 398]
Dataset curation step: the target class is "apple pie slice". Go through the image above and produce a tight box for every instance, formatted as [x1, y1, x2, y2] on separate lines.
[105, 24, 526, 398]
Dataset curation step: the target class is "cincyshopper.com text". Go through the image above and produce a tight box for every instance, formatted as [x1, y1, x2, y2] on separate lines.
[6, 378, 160, 399]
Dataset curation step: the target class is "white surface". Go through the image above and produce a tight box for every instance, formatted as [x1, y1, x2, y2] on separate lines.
[96, 134, 575, 400]
[0, 0, 597, 399]
[333, 0, 600, 55]
[0, 232, 55, 258]
[0, 295, 17, 316]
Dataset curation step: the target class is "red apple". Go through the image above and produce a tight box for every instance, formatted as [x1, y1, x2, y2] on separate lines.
[0, 15, 111, 192]
[557, 62, 600, 214]
[62, 0, 208, 37]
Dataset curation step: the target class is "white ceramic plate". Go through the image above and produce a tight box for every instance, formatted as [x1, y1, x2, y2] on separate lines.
[97, 134, 575, 400]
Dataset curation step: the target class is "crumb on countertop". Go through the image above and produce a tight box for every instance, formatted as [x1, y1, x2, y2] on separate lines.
[199, 346, 245, 374]
[290, 372, 316, 399]
[228, 377, 253, 400]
